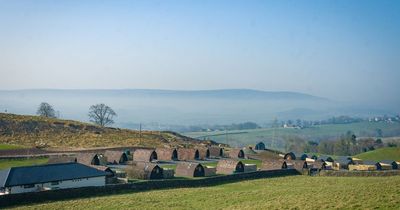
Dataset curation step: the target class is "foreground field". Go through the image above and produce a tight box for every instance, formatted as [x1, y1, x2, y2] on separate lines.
[11, 176, 400, 210]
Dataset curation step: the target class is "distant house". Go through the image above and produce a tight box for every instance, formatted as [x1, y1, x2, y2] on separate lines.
[228, 149, 245, 159]
[125, 162, 164, 180]
[175, 162, 205, 177]
[76, 153, 107, 166]
[132, 149, 158, 162]
[0, 163, 107, 195]
[254, 142, 265, 150]
[216, 159, 245, 174]
[208, 147, 224, 158]
[177, 148, 200, 161]
[104, 150, 129, 164]
[155, 148, 178, 161]
[283, 152, 296, 160]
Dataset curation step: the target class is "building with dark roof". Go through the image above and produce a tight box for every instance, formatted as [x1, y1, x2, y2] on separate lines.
[0, 163, 107, 195]
[254, 142, 266, 150]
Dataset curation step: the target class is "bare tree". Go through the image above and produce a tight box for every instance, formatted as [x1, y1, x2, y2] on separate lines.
[36, 102, 56, 118]
[88, 103, 117, 127]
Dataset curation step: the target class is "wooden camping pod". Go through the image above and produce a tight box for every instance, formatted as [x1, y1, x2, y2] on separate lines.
[155, 148, 178, 161]
[175, 162, 205, 177]
[126, 162, 164, 179]
[104, 150, 129, 164]
[76, 153, 107, 166]
[261, 160, 288, 171]
[208, 147, 224, 158]
[177, 148, 200, 161]
[133, 149, 158, 162]
[216, 159, 245, 174]
[228, 149, 245, 159]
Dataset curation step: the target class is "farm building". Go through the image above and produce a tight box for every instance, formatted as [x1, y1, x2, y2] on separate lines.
[125, 162, 164, 180]
[208, 147, 224, 158]
[175, 162, 205, 177]
[76, 153, 107, 166]
[155, 148, 178, 161]
[197, 148, 210, 160]
[228, 149, 245, 159]
[254, 142, 265, 150]
[47, 155, 77, 164]
[88, 166, 115, 178]
[284, 152, 296, 160]
[104, 150, 129, 164]
[261, 160, 288, 170]
[0, 163, 107, 195]
[177, 148, 200, 161]
[133, 149, 157, 162]
[216, 159, 245, 174]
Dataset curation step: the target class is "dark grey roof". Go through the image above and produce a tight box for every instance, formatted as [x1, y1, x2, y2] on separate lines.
[0, 162, 107, 187]
[363, 160, 378, 165]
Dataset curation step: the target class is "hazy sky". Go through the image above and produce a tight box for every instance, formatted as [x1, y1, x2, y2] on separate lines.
[0, 0, 399, 106]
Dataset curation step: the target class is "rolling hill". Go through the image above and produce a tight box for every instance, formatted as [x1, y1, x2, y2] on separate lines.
[354, 147, 400, 161]
[0, 113, 215, 149]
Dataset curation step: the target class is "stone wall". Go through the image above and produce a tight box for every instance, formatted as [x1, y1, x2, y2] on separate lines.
[319, 170, 400, 177]
[0, 169, 299, 208]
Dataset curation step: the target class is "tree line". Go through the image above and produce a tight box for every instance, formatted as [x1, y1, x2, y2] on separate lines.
[36, 102, 117, 127]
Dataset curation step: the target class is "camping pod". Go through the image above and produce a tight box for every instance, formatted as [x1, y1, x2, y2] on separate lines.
[175, 162, 205, 177]
[376, 162, 393, 170]
[155, 148, 178, 161]
[313, 160, 331, 170]
[288, 160, 309, 171]
[197, 148, 210, 160]
[216, 159, 245, 174]
[133, 149, 158, 162]
[126, 162, 164, 180]
[208, 147, 224, 158]
[76, 153, 107, 166]
[319, 156, 334, 163]
[261, 160, 288, 171]
[104, 150, 129, 164]
[228, 149, 245, 159]
[380, 160, 399, 170]
[284, 152, 296, 160]
[310, 155, 318, 160]
[89, 165, 116, 178]
[297, 153, 308, 160]
[177, 148, 200, 161]
[255, 142, 266, 150]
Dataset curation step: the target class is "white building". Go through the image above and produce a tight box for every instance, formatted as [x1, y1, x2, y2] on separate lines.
[0, 162, 107, 195]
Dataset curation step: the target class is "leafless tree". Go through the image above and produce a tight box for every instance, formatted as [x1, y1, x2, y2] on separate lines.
[36, 102, 56, 118]
[88, 103, 117, 127]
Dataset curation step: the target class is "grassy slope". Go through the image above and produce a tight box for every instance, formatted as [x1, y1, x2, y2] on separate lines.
[0, 113, 211, 149]
[11, 176, 400, 210]
[0, 158, 48, 170]
[0, 144, 24, 150]
[185, 121, 400, 149]
[355, 147, 400, 161]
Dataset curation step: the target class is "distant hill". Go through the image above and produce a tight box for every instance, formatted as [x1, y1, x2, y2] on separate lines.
[354, 147, 400, 161]
[0, 89, 393, 128]
[0, 113, 216, 149]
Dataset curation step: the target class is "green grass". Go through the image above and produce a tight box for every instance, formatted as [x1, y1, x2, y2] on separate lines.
[10, 176, 400, 210]
[355, 147, 400, 161]
[0, 144, 24, 150]
[185, 121, 400, 150]
[0, 158, 49, 170]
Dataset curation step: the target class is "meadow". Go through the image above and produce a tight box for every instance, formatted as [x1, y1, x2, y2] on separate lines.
[9, 175, 400, 210]
[355, 147, 400, 161]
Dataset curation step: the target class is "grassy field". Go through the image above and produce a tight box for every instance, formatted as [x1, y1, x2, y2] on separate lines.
[0, 144, 24, 150]
[10, 176, 400, 210]
[0, 157, 48, 170]
[185, 121, 400, 149]
[354, 147, 400, 161]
